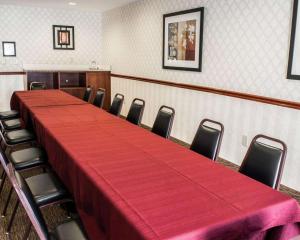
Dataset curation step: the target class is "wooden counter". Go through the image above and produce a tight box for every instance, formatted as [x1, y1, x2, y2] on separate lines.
[26, 70, 111, 110]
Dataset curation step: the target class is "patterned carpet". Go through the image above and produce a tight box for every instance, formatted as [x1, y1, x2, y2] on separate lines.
[0, 134, 299, 239]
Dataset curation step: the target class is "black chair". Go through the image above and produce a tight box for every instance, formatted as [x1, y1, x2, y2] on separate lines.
[0, 110, 19, 121]
[9, 166, 87, 240]
[126, 98, 145, 126]
[0, 118, 22, 132]
[0, 128, 35, 153]
[190, 119, 224, 161]
[108, 93, 124, 116]
[151, 106, 175, 139]
[30, 82, 46, 90]
[0, 147, 47, 223]
[6, 168, 71, 235]
[239, 134, 287, 189]
[82, 87, 92, 102]
[0, 147, 48, 218]
[93, 88, 105, 108]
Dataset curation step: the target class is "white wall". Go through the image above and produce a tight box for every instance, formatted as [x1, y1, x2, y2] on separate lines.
[0, 5, 102, 67]
[0, 75, 25, 111]
[102, 0, 300, 191]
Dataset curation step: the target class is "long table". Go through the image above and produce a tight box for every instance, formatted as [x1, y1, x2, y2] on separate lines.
[12, 90, 300, 240]
[10, 89, 88, 127]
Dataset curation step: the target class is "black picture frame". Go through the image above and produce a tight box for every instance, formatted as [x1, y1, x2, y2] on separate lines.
[162, 7, 204, 72]
[287, 0, 300, 80]
[2, 41, 16, 57]
[53, 25, 75, 50]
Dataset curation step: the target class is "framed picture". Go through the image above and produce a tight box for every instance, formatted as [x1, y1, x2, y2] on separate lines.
[2, 42, 16, 57]
[53, 25, 75, 50]
[163, 7, 204, 72]
[288, 0, 300, 79]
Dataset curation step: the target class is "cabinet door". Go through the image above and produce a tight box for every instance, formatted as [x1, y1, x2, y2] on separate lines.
[87, 72, 111, 110]
[27, 72, 59, 89]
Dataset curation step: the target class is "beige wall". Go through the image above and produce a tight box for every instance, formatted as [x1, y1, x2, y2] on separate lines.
[0, 5, 102, 67]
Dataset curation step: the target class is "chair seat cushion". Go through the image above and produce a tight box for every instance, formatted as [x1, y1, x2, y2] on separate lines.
[0, 110, 19, 120]
[5, 129, 35, 145]
[53, 220, 87, 240]
[10, 147, 47, 171]
[2, 118, 21, 130]
[26, 172, 68, 206]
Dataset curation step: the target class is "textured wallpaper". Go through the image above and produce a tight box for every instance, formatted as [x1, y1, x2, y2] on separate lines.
[102, 0, 300, 101]
[102, 0, 300, 191]
[0, 5, 102, 67]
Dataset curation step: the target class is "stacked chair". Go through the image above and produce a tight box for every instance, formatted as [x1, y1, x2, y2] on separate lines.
[239, 134, 287, 189]
[151, 105, 175, 139]
[126, 98, 145, 126]
[0, 151, 87, 239]
[0, 137, 88, 239]
[0, 114, 35, 154]
[82, 86, 92, 102]
[0, 119, 71, 236]
[190, 119, 224, 161]
[0, 110, 21, 133]
[10, 165, 88, 240]
[93, 88, 106, 108]
[0, 111, 19, 121]
[109, 93, 124, 116]
[30, 82, 46, 90]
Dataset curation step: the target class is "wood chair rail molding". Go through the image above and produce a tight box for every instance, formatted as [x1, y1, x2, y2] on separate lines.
[111, 73, 300, 110]
[0, 72, 26, 75]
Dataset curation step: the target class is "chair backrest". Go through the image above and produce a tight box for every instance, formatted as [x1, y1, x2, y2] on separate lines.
[239, 134, 287, 189]
[126, 98, 145, 126]
[9, 165, 50, 240]
[93, 88, 106, 108]
[151, 105, 175, 139]
[30, 82, 46, 91]
[190, 119, 224, 161]
[83, 87, 92, 102]
[109, 93, 124, 116]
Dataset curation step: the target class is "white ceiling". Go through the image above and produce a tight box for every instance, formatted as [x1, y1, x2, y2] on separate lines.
[0, 0, 137, 12]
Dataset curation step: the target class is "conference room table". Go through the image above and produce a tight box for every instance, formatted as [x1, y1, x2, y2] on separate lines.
[10, 89, 88, 127]
[11, 90, 300, 240]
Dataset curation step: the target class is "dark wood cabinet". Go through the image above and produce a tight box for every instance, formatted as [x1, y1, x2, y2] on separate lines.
[26, 70, 111, 110]
[59, 72, 86, 88]
[87, 72, 111, 110]
[27, 71, 59, 89]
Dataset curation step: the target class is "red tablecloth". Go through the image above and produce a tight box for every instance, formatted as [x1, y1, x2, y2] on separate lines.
[10, 90, 87, 127]
[23, 101, 300, 240]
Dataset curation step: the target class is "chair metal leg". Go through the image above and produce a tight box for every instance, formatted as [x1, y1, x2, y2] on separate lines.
[0, 172, 6, 196]
[0, 169, 4, 180]
[23, 223, 31, 240]
[6, 200, 19, 234]
[2, 186, 13, 217]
